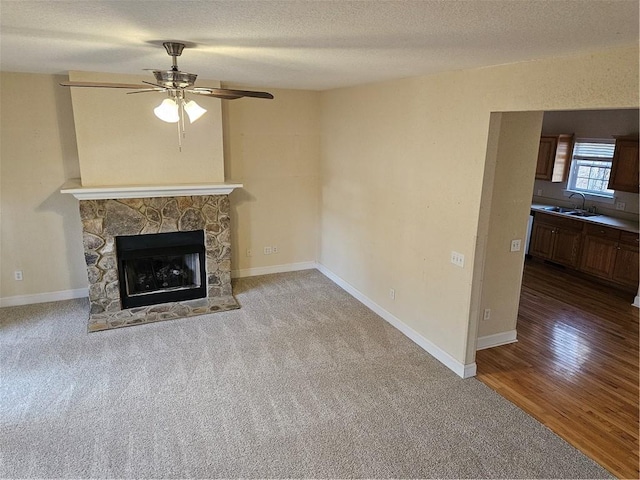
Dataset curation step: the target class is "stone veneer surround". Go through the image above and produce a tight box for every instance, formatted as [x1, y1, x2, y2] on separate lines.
[79, 195, 238, 331]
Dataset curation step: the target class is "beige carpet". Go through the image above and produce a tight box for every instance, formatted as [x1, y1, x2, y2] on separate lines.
[0, 269, 611, 478]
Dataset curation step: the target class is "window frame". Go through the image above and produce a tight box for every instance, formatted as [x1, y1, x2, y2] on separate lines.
[566, 138, 615, 199]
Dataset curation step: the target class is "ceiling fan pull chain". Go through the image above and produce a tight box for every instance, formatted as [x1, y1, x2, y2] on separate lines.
[182, 99, 185, 138]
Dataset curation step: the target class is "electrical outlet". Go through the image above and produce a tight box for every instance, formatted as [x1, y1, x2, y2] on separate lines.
[14, 270, 23, 281]
[510, 239, 522, 252]
[616, 201, 626, 211]
[483, 309, 491, 321]
[263, 246, 272, 255]
[272, 246, 278, 254]
[389, 288, 395, 300]
[450, 251, 464, 268]
[537, 189, 543, 196]
[246, 249, 252, 257]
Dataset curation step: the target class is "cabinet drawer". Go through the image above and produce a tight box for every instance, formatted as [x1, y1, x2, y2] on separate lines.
[619, 231, 639, 246]
[534, 212, 582, 231]
[584, 223, 621, 241]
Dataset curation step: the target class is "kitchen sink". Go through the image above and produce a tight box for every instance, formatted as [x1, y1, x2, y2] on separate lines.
[541, 206, 599, 217]
[543, 206, 576, 213]
[567, 211, 599, 217]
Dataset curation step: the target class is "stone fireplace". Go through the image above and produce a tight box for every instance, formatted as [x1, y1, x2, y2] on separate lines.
[61, 70, 238, 332]
[62, 182, 242, 331]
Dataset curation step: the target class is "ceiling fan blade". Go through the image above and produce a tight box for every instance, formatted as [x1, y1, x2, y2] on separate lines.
[59, 81, 149, 89]
[191, 87, 274, 100]
[190, 91, 243, 100]
[142, 80, 170, 90]
[126, 89, 165, 94]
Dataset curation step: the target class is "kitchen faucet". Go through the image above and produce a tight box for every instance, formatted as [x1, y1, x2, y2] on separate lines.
[568, 192, 586, 211]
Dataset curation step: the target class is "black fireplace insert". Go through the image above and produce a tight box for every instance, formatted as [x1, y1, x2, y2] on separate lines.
[115, 230, 206, 309]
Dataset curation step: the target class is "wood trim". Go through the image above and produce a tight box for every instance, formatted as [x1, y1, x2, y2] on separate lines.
[60, 178, 243, 199]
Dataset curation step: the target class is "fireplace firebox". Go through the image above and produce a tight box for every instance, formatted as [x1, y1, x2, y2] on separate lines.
[116, 230, 207, 309]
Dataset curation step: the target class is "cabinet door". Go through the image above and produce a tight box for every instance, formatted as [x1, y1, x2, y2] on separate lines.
[530, 222, 555, 259]
[612, 243, 639, 288]
[550, 134, 573, 183]
[579, 235, 617, 279]
[608, 139, 639, 193]
[535, 137, 556, 180]
[552, 229, 582, 268]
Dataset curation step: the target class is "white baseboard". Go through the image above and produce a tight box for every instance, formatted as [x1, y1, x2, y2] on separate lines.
[0, 288, 88, 308]
[476, 330, 518, 350]
[232, 261, 318, 279]
[633, 296, 639, 308]
[316, 264, 476, 379]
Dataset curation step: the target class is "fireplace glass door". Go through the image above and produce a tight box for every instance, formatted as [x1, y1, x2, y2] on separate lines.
[116, 230, 206, 309]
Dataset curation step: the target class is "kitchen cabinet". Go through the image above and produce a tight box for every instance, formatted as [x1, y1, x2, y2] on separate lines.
[530, 212, 582, 267]
[535, 134, 574, 182]
[608, 137, 639, 193]
[579, 235, 618, 279]
[579, 224, 639, 289]
[612, 232, 639, 288]
[530, 208, 638, 292]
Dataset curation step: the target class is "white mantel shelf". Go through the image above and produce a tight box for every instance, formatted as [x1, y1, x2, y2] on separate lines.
[60, 179, 243, 200]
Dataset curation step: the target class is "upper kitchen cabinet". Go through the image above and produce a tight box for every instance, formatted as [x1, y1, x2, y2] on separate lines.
[535, 134, 574, 182]
[608, 136, 639, 193]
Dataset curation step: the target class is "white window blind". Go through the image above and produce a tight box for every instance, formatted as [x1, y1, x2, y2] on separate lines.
[567, 140, 615, 197]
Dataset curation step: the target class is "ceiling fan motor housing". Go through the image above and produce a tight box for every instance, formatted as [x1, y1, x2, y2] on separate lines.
[155, 42, 197, 88]
[153, 70, 197, 89]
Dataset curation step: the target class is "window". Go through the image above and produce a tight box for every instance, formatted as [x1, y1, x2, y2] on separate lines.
[567, 139, 615, 198]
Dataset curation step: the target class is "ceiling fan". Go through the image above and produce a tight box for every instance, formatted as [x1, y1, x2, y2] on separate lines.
[60, 42, 274, 149]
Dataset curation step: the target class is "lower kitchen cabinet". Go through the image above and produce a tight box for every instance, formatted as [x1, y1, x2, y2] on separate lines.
[531, 211, 639, 291]
[612, 233, 640, 288]
[578, 224, 639, 289]
[529, 222, 554, 258]
[553, 228, 583, 267]
[530, 213, 582, 268]
[579, 235, 618, 279]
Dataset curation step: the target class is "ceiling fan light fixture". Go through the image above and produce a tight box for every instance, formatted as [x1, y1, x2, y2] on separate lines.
[60, 41, 273, 150]
[184, 100, 207, 123]
[154, 98, 179, 123]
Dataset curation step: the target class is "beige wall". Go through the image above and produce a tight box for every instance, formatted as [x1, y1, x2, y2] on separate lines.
[0, 73, 87, 298]
[319, 45, 639, 368]
[69, 71, 225, 186]
[223, 87, 320, 273]
[477, 112, 544, 338]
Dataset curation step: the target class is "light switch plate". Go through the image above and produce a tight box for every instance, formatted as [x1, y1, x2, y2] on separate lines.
[450, 251, 464, 268]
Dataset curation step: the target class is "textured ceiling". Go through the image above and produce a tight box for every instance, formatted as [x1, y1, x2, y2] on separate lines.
[0, 0, 638, 90]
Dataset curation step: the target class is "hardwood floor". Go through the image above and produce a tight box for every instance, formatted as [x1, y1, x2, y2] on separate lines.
[476, 259, 639, 479]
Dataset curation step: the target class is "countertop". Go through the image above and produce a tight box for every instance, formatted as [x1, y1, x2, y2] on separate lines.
[531, 203, 639, 234]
